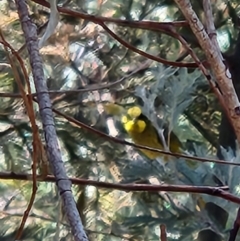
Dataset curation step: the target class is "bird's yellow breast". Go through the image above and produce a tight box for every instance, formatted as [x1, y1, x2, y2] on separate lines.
[122, 115, 164, 159]
[121, 106, 182, 160]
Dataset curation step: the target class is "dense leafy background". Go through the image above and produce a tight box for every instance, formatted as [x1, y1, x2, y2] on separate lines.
[0, 0, 240, 240]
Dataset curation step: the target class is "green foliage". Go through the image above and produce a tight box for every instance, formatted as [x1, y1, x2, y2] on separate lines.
[1, 0, 240, 240]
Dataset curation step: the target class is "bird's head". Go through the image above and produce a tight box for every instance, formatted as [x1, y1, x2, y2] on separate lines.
[121, 106, 146, 133]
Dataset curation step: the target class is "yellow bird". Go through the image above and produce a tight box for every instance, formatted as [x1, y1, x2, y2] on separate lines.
[121, 106, 181, 160]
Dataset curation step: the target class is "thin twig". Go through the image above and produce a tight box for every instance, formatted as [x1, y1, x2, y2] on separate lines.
[174, 0, 240, 148]
[99, 20, 199, 68]
[177, 32, 227, 110]
[0, 29, 39, 240]
[32, 0, 207, 69]
[160, 224, 167, 241]
[0, 59, 149, 99]
[2, 172, 240, 204]
[52, 107, 240, 167]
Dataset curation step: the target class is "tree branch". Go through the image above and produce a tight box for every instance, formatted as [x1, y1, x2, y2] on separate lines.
[2, 172, 240, 205]
[15, 1, 88, 240]
[174, 0, 240, 146]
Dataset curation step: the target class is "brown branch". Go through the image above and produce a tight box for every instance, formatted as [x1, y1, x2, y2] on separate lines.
[0, 29, 39, 240]
[31, 0, 208, 69]
[174, 0, 240, 147]
[51, 107, 240, 167]
[2, 172, 240, 204]
[0, 60, 148, 99]
[160, 224, 167, 241]
[32, 0, 187, 28]
[175, 31, 227, 115]
[99, 21, 199, 68]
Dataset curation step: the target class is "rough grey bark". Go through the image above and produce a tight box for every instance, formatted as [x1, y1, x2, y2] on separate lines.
[174, 0, 240, 146]
[15, 1, 88, 240]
